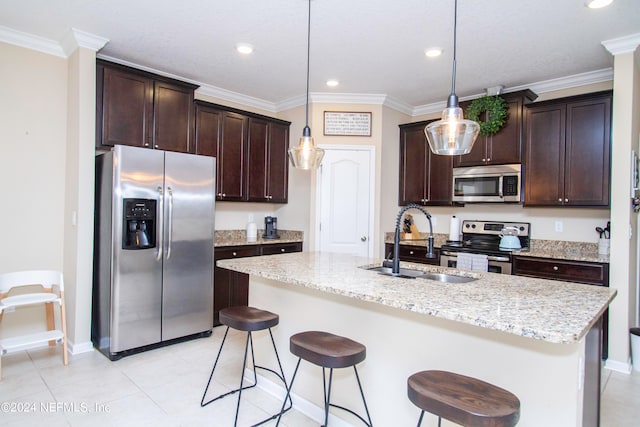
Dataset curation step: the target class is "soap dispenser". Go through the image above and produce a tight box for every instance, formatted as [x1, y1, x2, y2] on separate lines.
[246, 214, 257, 243]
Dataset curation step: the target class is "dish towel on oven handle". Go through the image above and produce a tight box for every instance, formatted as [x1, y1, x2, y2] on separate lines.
[456, 253, 473, 270]
[471, 254, 488, 272]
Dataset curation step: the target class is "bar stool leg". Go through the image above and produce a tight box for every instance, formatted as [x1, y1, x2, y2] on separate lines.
[353, 366, 373, 427]
[275, 358, 302, 427]
[201, 326, 231, 407]
[416, 410, 425, 427]
[322, 367, 334, 427]
[232, 331, 253, 427]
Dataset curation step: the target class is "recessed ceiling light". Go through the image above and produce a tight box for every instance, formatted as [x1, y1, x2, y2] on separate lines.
[326, 79, 339, 87]
[586, 0, 613, 8]
[425, 48, 443, 58]
[236, 43, 254, 54]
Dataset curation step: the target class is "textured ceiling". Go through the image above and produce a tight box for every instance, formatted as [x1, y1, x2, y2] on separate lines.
[1, 0, 639, 112]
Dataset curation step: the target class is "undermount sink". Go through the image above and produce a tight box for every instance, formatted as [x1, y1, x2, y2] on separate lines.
[364, 265, 476, 283]
[419, 272, 476, 284]
[365, 266, 426, 279]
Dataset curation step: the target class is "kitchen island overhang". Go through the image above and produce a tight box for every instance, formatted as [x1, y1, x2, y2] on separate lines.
[217, 252, 616, 426]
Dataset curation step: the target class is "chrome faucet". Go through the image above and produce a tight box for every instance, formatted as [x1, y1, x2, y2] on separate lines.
[392, 204, 436, 275]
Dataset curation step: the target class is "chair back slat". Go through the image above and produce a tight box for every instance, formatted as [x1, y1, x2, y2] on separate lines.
[0, 270, 64, 294]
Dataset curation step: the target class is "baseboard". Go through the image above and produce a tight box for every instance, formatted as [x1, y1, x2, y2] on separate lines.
[68, 340, 94, 355]
[244, 368, 355, 427]
[604, 358, 632, 374]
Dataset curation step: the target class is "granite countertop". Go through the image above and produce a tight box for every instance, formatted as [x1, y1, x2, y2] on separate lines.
[385, 233, 609, 263]
[215, 230, 303, 247]
[218, 251, 616, 344]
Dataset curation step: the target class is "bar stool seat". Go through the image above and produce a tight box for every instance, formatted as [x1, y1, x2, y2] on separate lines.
[408, 370, 520, 427]
[290, 330, 366, 368]
[276, 331, 373, 426]
[201, 306, 291, 427]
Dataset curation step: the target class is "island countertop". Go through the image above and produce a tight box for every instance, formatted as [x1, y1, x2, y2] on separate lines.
[217, 251, 616, 344]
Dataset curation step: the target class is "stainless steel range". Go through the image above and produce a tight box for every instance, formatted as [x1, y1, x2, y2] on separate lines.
[439, 220, 531, 274]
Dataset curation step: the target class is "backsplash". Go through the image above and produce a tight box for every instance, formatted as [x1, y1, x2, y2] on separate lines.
[215, 229, 304, 246]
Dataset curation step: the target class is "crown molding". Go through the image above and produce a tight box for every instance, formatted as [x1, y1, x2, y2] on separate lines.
[196, 84, 278, 113]
[602, 33, 640, 55]
[411, 68, 613, 116]
[0, 25, 65, 57]
[0, 25, 108, 58]
[60, 28, 108, 56]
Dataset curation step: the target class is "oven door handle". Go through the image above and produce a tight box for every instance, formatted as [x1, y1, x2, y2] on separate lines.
[498, 176, 504, 198]
[440, 251, 510, 263]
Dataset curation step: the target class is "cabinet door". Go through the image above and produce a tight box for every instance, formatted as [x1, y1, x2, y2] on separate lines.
[100, 66, 153, 148]
[266, 122, 290, 203]
[399, 124, 427, 205]
[194, 104, 221, 158]
[213, 245, 259, 325]
[565, 96, 611, 206]
[153, 81, 195, 153]
[427, 152, 453, 205]
[524, 104, 566, 206]
[218, 112, 248, 201]
[487, 97, 522, 165]
[247, 118, 270, 202]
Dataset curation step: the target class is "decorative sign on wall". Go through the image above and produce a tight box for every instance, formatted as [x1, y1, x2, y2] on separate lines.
[323, 111, 372, 136]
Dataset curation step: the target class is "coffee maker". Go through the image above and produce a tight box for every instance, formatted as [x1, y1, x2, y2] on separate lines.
[122, 198, 156, 249]
[263, 216, 280, 239]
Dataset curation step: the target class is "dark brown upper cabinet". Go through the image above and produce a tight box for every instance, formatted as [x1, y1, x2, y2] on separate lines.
[524, 91, 612, 207]
[453, 90, 538, 167]
[96, 60, 197, 153]
[247, 118, 289, 203]
[399, 120, 454, 206]
[194, 100, 290, 203]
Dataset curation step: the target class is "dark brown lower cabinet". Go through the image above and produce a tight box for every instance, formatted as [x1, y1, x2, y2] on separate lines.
[384, 243, 440, 265]
[214, 242, 303, 325]
[513, 256, 609, 359]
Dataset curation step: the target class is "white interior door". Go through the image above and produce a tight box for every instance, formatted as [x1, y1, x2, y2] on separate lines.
[317, 147, 373, 257]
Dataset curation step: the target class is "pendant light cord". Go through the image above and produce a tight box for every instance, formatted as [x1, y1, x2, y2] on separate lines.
[447, 0, 458, 108]
[305, 0, 311, 128]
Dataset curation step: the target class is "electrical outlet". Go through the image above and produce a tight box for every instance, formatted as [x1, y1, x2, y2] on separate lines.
[555, 221, 563, 232]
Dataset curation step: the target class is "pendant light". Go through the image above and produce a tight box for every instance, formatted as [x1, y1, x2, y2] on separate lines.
[424, 0, 479, 155]
[288, 0, 325, 170]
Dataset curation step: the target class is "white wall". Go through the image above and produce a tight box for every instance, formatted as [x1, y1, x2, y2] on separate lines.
[0, 42, 68, 337]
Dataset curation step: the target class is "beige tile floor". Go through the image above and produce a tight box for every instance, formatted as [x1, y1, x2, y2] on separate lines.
[0, 327, 638, 427]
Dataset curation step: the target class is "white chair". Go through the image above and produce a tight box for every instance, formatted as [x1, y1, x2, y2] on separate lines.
[0, 270, 68, 379]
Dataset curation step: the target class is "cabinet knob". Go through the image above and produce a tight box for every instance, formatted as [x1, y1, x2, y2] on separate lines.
[487, 158, 491, 162]
[144, 143, 150, 147]
[565, 198, 569, 203]
[154, 144, 159, 149]
[482, 158, 486, 162]
[280, 248, 285, 252]
[409, 250, 414, 255]
[361, 236, 368, 242]
[553, 266, 559, 271]
[558, 198, 562, 202]
[232, 252, 237, 256]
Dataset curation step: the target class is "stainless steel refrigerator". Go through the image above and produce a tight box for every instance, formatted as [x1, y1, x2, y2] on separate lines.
[93, 145, 215, 360]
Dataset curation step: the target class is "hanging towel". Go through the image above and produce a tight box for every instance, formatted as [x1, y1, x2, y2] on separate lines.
[471, 254, 489, 272]
[456, 253, 473, 270]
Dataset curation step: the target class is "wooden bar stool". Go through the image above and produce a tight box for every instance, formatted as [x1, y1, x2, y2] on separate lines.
[200, 306, 291, 427]
[276, 331, 373, 427]
[408, 370, 520, 427]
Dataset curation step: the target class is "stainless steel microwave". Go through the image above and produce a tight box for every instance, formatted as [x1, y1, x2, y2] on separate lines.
[452, 164, 521, 203]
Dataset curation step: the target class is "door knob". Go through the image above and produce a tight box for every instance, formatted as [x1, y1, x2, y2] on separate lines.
[361, 236, 367, 242]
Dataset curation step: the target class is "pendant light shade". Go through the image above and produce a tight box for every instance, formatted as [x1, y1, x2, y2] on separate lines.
[288, 0, 324, 170]
[424, 0, 479, 155]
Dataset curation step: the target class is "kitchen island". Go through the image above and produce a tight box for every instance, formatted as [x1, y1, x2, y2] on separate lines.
[217, 251, 616, 426]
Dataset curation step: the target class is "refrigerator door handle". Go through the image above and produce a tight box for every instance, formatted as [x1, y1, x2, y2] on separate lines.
[156, 186, 164, 261]
[166, 186, 173, 260]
